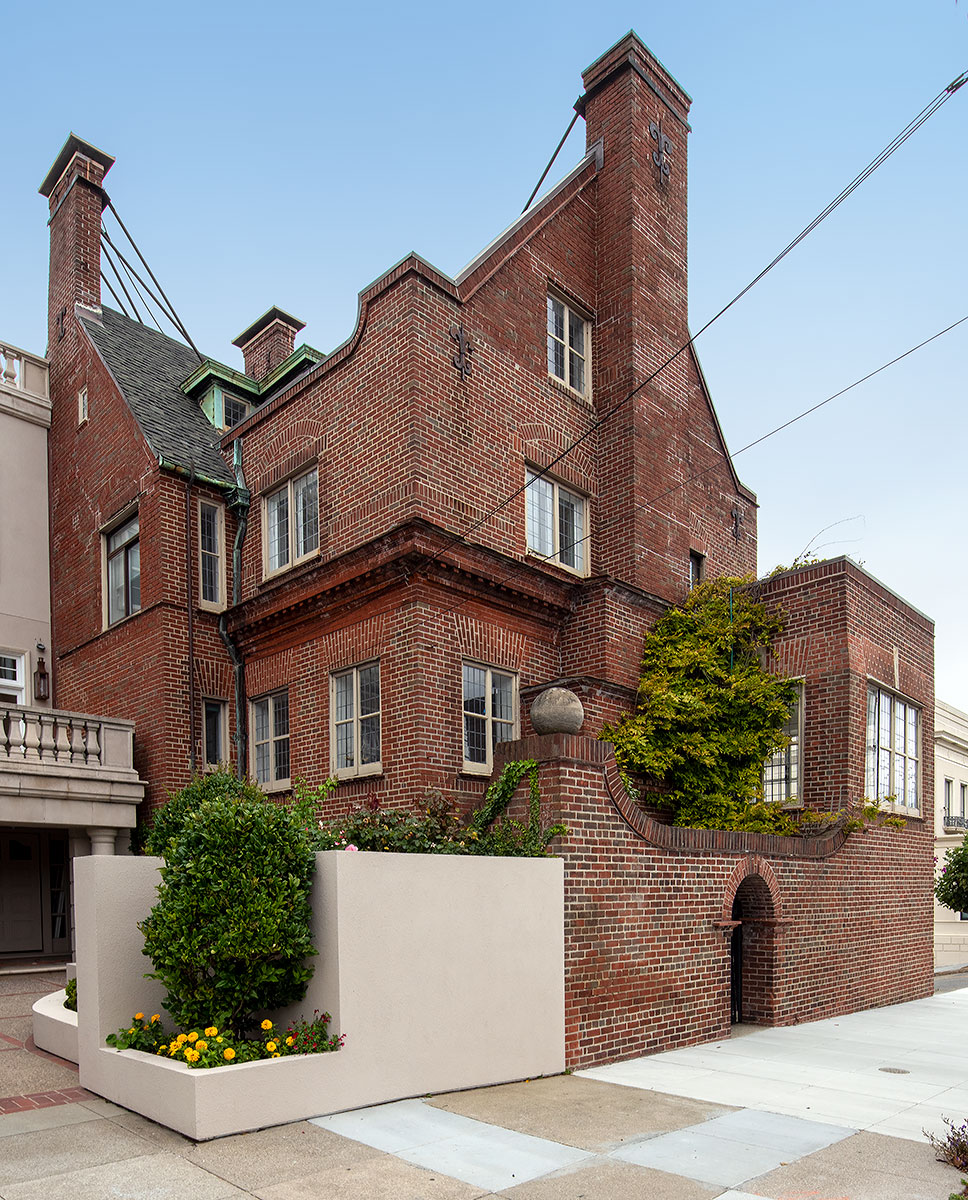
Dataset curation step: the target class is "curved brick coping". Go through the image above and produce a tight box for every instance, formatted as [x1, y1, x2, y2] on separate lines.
[500, 733, 849, 860]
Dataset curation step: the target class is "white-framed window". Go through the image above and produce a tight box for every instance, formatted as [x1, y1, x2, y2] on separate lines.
[77, 386, 88, 426]
[263, 468, 319, 576]
[330, 661, 381, 778]
[202, 699, 228, 768]
[462, 662, 518, 773]
[547, 293, 590, 397]
[105, 511, 140, 626]
[223, 393, 251, 430]
[945, 778, 954, 819]
[198, 499, 226, 610]
[251, 691, 290, 788]
[866, 685, 920, 810]
[525, 469, 588, 574]
[763, 682, 803, 805]
[0, 652, 26, 705]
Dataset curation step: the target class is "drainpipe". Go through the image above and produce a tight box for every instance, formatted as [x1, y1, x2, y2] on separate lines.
[217, 439, 250, 776]
[185, 463, 197, 774]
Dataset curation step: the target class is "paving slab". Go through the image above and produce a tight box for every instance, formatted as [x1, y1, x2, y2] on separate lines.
[696, 1109, 854, 1156]
[744, 1129, 963, 1200]
[0, 1118, 157, 1186]
[427, 1074, 733, 1151]
[495, 1158, 721, 1199]
[0, 1103, 100, 1138]
[0, 1150, 246, 1200]
[0, 1016, 34, 1043]
[0, 995, 47, 1019]
[186, 1121, 383, 1190]
[253, 1152, 489, 1200]
[0, 976, 64, 998]
[0, 1048, 80, 1096]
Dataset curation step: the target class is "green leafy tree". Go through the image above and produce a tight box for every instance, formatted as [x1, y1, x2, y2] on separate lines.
[139, 791, 316, 1036]
[936, 838, 968, 913]
[602, 576, 798, 831]
[144, 768, 266, 856]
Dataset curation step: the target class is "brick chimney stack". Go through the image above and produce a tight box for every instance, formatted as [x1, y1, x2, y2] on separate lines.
[40, 134, 115, 357]
[232, 308, 305, 381]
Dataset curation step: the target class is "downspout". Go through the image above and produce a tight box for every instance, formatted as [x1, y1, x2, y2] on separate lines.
[185, 463, 197, 774]
[217, 438, 251, 777]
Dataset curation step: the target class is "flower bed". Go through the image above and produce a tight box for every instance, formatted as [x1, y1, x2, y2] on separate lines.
[73, 851, 564, 1140]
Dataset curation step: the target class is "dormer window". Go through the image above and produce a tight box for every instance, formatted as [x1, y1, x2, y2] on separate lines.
[223, 394, 250, 429]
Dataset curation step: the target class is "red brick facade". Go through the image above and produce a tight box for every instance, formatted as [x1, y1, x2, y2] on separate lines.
[40, 34, 933, 1060]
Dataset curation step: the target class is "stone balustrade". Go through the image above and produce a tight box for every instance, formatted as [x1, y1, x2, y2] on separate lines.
[0, 340, 49, 401]
[1, 705, 135, 772]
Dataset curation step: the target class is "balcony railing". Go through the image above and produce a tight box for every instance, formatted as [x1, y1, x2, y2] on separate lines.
[0, 340, 49, 402]
[943, 813, 968, 833]
[0, 704, 136, 774]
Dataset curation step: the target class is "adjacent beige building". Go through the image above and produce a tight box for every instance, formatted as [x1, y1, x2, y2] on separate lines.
[0, 340, 144, 960]
[935, 699, 968, 966]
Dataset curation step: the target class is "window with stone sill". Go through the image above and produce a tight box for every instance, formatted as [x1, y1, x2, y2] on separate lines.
[331, 661, 381, 779]
[866, 684, 920, 812]
[263, 468, 319, 577]
[462, 662, 518, 773]
[251, 690, 290, 788]
[547, 294, 590, 398]
[105, 511, 141, 626]
[525, 469, 588, 575]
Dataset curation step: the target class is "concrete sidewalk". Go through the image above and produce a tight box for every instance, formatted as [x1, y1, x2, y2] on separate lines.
[0, 971, 965, 1199]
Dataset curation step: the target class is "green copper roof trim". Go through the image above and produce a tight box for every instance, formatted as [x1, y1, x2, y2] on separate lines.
[180, 344, 325, 401]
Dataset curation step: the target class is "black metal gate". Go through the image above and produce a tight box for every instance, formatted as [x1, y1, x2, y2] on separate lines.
[730, 924, 743, 1024]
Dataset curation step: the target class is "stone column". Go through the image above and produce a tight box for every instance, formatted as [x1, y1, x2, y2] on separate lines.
[86, 827, 117, 855]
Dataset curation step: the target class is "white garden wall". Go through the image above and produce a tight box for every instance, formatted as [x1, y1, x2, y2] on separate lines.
[72, 851, 564, 1139]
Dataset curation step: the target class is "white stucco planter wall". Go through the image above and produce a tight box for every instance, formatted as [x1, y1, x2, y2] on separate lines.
[73, 851, 564, 1140]
[32, 989, 78, 1063]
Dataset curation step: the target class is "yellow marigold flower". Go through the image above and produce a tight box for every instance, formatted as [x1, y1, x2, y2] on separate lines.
[177, 1033, 188, 1044]
[266, 1041, 277, 1053]
[261, 1019, 273, 1031]
[187, 1032, 198, 1043]
[286, 1036, 294, 1046]
[134, 1013, 144, 1021]
[205, 1026, 218, 1037]
[151, 1014, 160, 1023]
[157, 1046, 167, 1054]
[128, 1028, 135, 1035]
[196, 1040, 208, 1052]
[272, 1052, 281, 1058]
[223, 1047, 236, 1060]
[216, 1035, 223, 1043]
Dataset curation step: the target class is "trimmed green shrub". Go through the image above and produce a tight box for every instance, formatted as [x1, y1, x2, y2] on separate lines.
[63, 976, 77, 1012]
[144, 768, 266, 856]
[139, 792, 316, 1036]
[936, 837, 968, 913]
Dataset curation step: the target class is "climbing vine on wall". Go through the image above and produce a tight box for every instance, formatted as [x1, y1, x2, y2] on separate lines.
[602, 576, 800, 832]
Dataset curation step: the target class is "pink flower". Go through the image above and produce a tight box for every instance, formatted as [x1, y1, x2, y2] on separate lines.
[345, 844, 359, 852]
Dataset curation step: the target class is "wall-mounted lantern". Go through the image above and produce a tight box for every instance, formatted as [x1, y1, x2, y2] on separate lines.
[33, 643, 50, 703]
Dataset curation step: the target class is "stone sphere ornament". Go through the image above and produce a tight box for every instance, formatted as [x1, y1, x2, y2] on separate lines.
[530, 687, 585, 735]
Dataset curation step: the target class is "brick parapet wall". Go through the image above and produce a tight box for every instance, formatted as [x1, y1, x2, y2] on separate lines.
[494, 732, 933, 1067]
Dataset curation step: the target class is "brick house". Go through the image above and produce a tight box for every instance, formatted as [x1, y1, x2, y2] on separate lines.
[40, 33, 933, 1061]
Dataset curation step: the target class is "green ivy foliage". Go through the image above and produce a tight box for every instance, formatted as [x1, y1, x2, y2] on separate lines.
[602, 576, 799, 831]
[936, 837, 968, 913]
[139, 791, 316, 1037]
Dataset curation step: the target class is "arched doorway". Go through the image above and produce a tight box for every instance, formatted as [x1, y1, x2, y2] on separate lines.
[729, 872, 777, 1026]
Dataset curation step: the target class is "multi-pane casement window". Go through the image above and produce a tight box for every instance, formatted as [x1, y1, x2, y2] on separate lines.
[462, 662, 517, 772]
[251, 691, 290, 788]
[331, 662, 381, 778]
[223, 394, 251, 430]
[198, 500, 226, 610]
[547, 294, 590, 397]
[106, 512, 140, 625]
[264, 468, 319, 576]
[202, 699, 228, 768]
[763, 683, 803, 805]
[866, 685, 920, 809]
[0, 653, 25, 705]
[525, 469, 588, 574]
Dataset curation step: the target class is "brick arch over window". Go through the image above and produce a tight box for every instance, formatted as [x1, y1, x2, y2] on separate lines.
[721, 855, 782, 923]
[517, 423, 594, 487]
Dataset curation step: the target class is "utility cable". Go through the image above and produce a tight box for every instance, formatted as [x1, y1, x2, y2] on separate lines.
[100, 240, 144, 325]
[101, 227, 181, 332]
[106, 236, 166, 335]
[423, 71, 967, 574]
[99, 271, 130, 319]
[522, 110, 581, 214]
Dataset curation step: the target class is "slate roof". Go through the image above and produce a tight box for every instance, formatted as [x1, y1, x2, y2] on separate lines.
[80, 307, 236, 487]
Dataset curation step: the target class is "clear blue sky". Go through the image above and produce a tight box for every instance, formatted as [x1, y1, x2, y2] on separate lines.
[4, 0, 966, 707]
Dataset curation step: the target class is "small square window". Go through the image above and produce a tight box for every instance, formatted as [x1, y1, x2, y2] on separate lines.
[223, 394, 251, 430]
[547, 294, 590, 396]
[525, 469, 588, 573]
[250, 691, 290, 788]
[462, 662, 518, 773]
[263, 468, 319, 577]
[330, 662, 381, 778]
[105, 511, 140, 626]
[0, 652, 26, 705]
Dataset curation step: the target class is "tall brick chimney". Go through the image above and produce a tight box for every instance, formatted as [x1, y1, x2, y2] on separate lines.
[232, 307, 305, 382]
[39, 134, 115, 357]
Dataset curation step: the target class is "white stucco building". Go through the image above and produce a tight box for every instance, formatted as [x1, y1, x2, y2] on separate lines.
[934, 699, 968, 966]
[0, 340, 144, 960]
